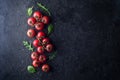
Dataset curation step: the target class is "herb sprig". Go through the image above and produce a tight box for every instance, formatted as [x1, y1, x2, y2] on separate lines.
[23, 41, 34, 51]
[49, 51, 57, 60]
[37, 2, 51, 16]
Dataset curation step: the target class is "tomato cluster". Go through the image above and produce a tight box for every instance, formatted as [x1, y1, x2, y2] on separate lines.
[27, 11, 53, 72]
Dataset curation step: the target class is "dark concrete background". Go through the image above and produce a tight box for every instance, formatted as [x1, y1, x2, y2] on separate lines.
[0, 0, 120, 80]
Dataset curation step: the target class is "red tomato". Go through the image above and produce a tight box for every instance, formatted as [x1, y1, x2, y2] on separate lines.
[33, 39, 40, 47]
[36, 32, 46, 40]
[27, 17, 36, 27]
[45, 44, 53, 52]
[42, 64, 50, 72]
[42, 38, 50, 45]
[27, 29, 36, 38]
[32, 60, 40, 67]
[39, 55, 46, 63]
[41, 16, 50, 24]
[35, 22, 44, 31]
[37, 46, 44, 54]
[33, 11, 42, 21]
[31, 52, 39, 60]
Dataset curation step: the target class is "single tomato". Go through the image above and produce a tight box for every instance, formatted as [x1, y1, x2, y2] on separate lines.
[45, 44, 53, 52]
[35, 22, 44, 31]
[36, 32, 46, 40]
[27, 17, 36, 27]
[31, 52, 39, 60]
[39, 55, 46, 63]
[33, 11, 42, 21]
[42, 64, 50, 72]
[33, 39, 40, 47]
[42, 38, 50, 45]
[37, 46, 44, 54]
[41, 16, 50, 24]
[32, 60, 40, 68]
[27, 29, 36, 38]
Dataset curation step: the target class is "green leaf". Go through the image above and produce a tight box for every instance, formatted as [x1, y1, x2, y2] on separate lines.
[23, 40, 34, 51]
[37, 2, 51, 16]
[26, 46, 29, 48]
[27, 65, 36, 73]
[23, 41, 27, 46]
[27, 6, 33, 16]
[48, 24, 54, 35]
[23, 41, 26, 43]
[49, 51, 57, 60]
[29, 47, 33, 51]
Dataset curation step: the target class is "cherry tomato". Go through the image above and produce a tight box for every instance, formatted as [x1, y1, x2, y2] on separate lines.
[32, 60, 40, 68]
[37, 46, 44, 54]
[31, 52, 39, 60]
[33, 11, 42, 21]
[33, 39, 40, 47]
[35, 22, 44, 31]
[45, 44, 53, 52]
[42, 38, 50, 45]
[27, 29, 36, 38]
[36, 32, 46, 40]
[39, 55, 46, 63]
[42, 64, 50, 72]
[27, 17, 36, 27]
[41, 16, 50, 24]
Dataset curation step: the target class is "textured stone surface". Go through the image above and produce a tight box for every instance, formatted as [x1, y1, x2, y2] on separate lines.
[0, 0, 120, 80]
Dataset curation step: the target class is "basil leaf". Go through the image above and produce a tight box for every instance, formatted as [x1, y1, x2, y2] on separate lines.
[27, 6, 33, 16]
[27, 65, 36, 73]
[37, 2, 51, 16]
[48, 24, 54, 35]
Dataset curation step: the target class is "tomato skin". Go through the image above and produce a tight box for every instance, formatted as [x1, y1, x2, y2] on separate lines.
[37, 46, 44, 54]
[27, 17, 36, 27]
[33, 11, 42, 21]
[39, 55, 46, 63]
[42, 64, 50, 72]
[27, 29, 36, 38]
[36, 32, 46, 40]
[32, 60, 40, 68]
[35, 22, 44, 31]
[45, 44, 53, 52]
[31, 52, 39, 60]
[33, 39, 40, 47]
[41, 16, 50, 24]
[42, 38, 50, 45]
